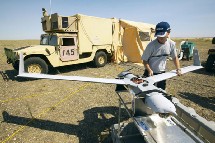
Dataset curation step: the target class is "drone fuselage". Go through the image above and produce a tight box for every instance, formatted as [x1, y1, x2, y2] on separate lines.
[118, 71, 176, 115]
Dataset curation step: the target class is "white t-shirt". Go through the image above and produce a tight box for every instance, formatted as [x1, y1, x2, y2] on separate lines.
[142, 38, 177, 73]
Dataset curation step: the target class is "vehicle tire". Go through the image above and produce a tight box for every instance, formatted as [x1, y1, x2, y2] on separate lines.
[12, 60, 19, 71]
[212, 37, 215, 44]
[24, 57, 48, 74]
[186, 54, 190, 61]
[205, 54, 215, 72]
[93, 51, 107, 67]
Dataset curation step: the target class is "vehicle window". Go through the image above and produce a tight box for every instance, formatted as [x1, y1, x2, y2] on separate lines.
[62, 38, 75, 46]
[52, 21, 58, 29]
[49, 35, 57, 46]
[40, 35, 57, 46]
[139, 32, 150, 41]
[40, 36, 49, 45]
[62, 17, 68, 28]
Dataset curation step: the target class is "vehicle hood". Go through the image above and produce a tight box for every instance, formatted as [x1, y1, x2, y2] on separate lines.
[14, 45, 55, 54]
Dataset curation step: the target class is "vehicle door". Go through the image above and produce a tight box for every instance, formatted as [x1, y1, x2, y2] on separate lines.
[59, 37, 79, 61]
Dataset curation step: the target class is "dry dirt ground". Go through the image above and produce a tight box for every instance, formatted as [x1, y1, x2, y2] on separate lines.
[0, 39, 214, 143]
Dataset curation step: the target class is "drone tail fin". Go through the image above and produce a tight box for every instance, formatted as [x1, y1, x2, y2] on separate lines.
[193, 49, 201, 66]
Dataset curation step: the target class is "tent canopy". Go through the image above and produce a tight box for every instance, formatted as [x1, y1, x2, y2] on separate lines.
[115, 19, 155, 64]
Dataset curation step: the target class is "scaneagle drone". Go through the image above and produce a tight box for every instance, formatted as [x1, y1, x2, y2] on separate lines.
[17, 49, 202, 116]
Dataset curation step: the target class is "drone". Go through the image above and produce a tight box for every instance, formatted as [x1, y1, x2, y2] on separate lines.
[17, 49, 202, 117]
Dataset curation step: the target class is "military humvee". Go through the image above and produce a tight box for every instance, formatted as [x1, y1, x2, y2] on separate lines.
[4, 9, 117, 74]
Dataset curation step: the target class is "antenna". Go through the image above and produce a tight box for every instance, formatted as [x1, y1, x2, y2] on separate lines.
[49, 0, 52, 15]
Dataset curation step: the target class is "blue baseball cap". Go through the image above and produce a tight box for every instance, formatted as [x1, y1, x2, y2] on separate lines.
[155, 22, 171, 37]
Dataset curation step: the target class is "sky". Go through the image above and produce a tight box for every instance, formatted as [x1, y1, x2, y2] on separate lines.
[0, 0, 214, 40]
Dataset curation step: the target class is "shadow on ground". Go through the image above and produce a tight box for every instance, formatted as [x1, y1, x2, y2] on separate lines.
[2, 106, 130, 143]
[178, 92, 215, 112]
[191, 64, 215, 76]
[195, 61, 215, 75]
[0, 70, 18, 81]
[53, 62, 95, 74]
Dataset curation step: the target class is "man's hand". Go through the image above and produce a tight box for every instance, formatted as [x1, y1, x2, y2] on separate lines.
[173, 57, 181, 76]
[176, 69, 182, 76]
[143, 60, 154, 76]
[148, 69, 154, 76]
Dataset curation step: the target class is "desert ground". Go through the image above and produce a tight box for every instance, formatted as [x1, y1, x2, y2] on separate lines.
[0, 38, 214, 143]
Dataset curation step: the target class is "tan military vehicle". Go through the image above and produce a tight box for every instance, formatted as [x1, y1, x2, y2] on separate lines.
[4, 9, 117, 74]
[5, 8, 156, 74]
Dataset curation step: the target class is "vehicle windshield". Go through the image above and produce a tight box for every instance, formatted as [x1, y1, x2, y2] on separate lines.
[40, 35, 57, 46]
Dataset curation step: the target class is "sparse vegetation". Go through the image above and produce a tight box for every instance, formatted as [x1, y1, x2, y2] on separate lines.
[0, 38, 214, 142]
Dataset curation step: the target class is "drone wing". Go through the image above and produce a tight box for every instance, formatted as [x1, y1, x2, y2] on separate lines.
[17, 53, 125, 85]
[146, 49, 203, 83]
[146, 65, 203, 83]
[18, 73, 126, 85]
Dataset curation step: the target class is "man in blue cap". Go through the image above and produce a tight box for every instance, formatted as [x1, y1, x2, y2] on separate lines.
[142, 22, 181, 90]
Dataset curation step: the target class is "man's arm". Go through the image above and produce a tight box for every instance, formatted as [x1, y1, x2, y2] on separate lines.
[143, 60, 154, 76]
[173, 57, 182, 76]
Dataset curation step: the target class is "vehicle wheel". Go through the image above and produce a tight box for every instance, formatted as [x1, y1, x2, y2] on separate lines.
[93, 51, 107, 67]
[212, 37, 215, 44]
[186, 55, 190, 61]
[12, 60, 19, 71]
[205, 54, 215, 72]
[24, 57, 48, 74]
